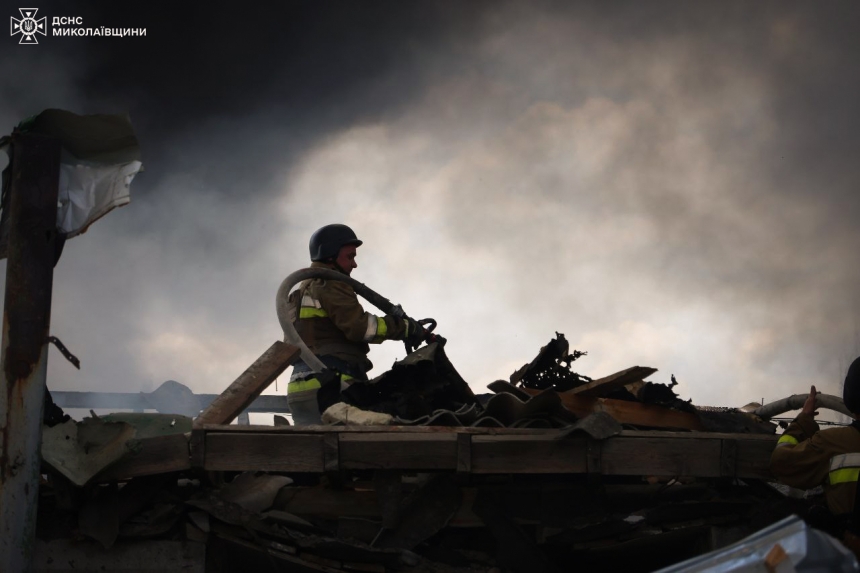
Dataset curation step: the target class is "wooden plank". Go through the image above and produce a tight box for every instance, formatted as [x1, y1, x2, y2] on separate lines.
[604, 435, 773, 479]
[195, 427, 776, 478]
[568, 366, 658, 397]
[324, 434, 339, 472]
[189, 429, 206, 468]
[601, 436, 722, 477]
[339, 434, 457, 470]
[194, 341, 300, 427]
[194, 423, 553, 435]
[95, 434, 190, 482]
[457, 433, 471, 473]
[736, 438, 776, 479]
[194, 424, 777, 440]
[524, 388, 705, 431]
[471, 435, 589, 474]
[471, 433, 773, 479]
[204, 433, 324, 472]
[617, 430, 776, 441]
[720, 439, 739, 477]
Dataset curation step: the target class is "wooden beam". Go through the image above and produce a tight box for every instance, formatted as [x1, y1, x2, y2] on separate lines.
[323, 434, 339, 472]
[193, 424, 547, 435]
[470, 433, 774, 478]
[601, 436, 721, 476]
[567, 366, 657, 397]
[204, 433, 324, 472]
[617, 429, 773, 441]
[523, 388, 705, 431]
[194, 341, 300, 427]
[339, 434, 458, 470]
[0, 134, 62, 571]
[721, 439, 739, 477]
[189, 429, 206, 468]
[471, 435, 588, 474]
[195, 427, 776, 479]
[457, 433, 472, 474]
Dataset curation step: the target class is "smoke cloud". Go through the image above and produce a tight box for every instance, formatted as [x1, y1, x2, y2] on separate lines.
[1, 1, 858, 415]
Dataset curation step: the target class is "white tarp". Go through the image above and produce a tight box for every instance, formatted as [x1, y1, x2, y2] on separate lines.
[57, 160, 142, 238]
[0, 109, 142, 247]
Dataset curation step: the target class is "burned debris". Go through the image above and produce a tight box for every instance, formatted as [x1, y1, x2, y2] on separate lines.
[339, 343, 479, 422]
[510, 332, 590, 392]
[23, 333, 814, 572]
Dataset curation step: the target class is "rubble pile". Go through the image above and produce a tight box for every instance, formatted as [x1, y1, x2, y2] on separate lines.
[36, 445, 807, 573]
[331, 334, 774, 435]
[31, 335, 795, 572]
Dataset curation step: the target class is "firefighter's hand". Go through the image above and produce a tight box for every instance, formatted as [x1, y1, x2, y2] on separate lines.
[801, 385, 818, 417]
[405, 317, 428, 347]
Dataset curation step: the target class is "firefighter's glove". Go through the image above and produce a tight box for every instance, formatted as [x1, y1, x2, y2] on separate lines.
[405, 317, 429, 347]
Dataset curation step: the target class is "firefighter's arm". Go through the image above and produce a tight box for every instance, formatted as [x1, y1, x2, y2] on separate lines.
[770, 409, 826, 490]
[775, 386, 821, 447]
[771, 430, 831, 490]
[323, 281, 409, 343]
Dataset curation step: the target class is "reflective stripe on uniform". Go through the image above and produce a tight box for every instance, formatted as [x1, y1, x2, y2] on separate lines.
[831, 468, 860, 485]
[776, 434, 799, 448]
[299, 307, 328, 318]
[288, 378, 322, 393]
[366, 316, 387, 342]
[299, 294, 328, 318]
[302, 295, 322, 309]
[364, 315, 378, 342]
[830, 453, 860, 471]
[289, 372, 354, 394]
[829, 453, 860, 485]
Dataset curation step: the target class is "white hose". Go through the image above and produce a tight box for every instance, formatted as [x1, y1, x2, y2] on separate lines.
[276, 267, 399, 373]
[753, 393, 851, 419]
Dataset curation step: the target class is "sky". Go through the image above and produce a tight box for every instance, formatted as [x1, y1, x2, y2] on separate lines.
[1, 1, 859, 418]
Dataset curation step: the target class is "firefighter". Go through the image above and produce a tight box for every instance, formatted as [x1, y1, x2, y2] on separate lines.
[286, 224, 429, 425]
[770, 356, 860, 552]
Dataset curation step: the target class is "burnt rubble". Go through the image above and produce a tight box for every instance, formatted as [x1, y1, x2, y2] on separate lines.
[31, 335, 802, 572]
[510, 332, 590, 392]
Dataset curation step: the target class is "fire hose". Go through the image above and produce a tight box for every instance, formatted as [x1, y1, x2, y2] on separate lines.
[753, 393, 851, 420]
[276, 267, 445, 371]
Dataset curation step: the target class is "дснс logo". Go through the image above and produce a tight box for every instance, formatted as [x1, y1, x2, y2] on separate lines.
[11, 8, 46, 44]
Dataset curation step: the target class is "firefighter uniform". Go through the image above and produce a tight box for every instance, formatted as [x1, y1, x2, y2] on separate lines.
[286, 261, 412, 424]
[771, 412, 860, 516]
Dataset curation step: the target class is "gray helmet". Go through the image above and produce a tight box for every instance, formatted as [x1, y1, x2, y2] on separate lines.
[309, 224, 363, 262]
[843, 356, 860, 414]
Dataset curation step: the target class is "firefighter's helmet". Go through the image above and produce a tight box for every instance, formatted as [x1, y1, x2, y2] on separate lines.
[842, 356, 860, 414]
[309, 224, 363, 262]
